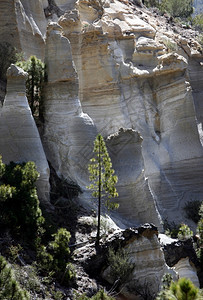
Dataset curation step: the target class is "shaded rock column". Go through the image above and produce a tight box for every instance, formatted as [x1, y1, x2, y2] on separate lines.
[0, 64, 50, 203]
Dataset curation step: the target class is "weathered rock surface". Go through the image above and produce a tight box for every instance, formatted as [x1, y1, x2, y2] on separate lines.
[0, 64, 50, 202]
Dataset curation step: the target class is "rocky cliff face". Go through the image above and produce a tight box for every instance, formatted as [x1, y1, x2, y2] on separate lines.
[0, 0, 203, 229]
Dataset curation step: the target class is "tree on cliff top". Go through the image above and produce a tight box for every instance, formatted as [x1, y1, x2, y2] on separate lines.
[87, 134, 119, 248]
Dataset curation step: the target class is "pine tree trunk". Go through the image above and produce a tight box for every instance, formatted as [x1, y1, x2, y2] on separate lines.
[96, 137, 101, 249]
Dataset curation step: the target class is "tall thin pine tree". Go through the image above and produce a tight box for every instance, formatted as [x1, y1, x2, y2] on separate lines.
[87, 134, 119, 247]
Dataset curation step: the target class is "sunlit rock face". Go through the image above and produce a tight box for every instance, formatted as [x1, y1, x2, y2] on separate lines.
[0, 64, 50, 202]
[0, 0, 47, 59]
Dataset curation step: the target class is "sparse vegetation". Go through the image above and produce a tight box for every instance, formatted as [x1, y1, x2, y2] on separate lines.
[144, 0, 159, 8]
[107, 246, 134, 285]
[197, 34, 203, 48]
[163, 39, 178, 52]
[163, 220, 193, 240]
[195, 202, 203, 264]
[74, 289, 115, 300]
[177, 223, 193, 240]
[163, 219, 181, 238]
[192, 14, 203, 31]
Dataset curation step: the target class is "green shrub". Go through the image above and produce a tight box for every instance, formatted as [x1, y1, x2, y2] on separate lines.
[199, 34, 203, 48]
[177, 224, 193, 240]
[163, 221, 193, 240]
[196, 203, 203, 264]
[0, 156, 44, 241]
[144, 0, 159, 7]
[8, 244, 22, 263]
[184, 200, 202, 223]
[192, 14, 203, 31]
[170, 278, 199, 299]
[156, 277, 201, 300]
[91, 290, 115, 300]
[163, 39, 178, 52]
[16, 56, 45, 118]
[38, 228, 75, 286]
[163, 219, 181, 238]
[160, 0, 193, 18]
[74, 289, 115, 300]
[107, 246, 134, 284]
[161, 273, 173, 290]
[0, 255, 29, 299]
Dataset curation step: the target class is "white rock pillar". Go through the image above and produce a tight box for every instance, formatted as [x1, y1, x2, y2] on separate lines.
[0, 64, 50, 203]
[43, 22, 97, 187]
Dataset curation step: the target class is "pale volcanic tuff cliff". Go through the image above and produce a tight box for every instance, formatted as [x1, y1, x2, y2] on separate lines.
[0, 0, 203, 230]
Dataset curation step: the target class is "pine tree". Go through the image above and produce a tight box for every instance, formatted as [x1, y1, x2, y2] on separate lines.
[87, 134, 119, 247]
[156, 277, 201, 300]
[16, 56, 45, 118]
[0, 156, 44, 240]
[0, 256, 29, 299]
